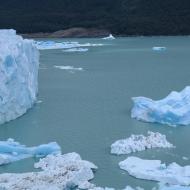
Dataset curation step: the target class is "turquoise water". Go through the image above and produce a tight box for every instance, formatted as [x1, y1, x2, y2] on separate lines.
[0, 37, 190, 189]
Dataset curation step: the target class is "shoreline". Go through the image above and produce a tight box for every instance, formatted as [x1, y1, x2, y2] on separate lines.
[20, 27, 190, 39]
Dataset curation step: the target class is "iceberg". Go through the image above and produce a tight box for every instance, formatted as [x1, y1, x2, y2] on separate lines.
[35, 41, 103, 50]
[0, 138, 61, 165]
[54, 65, 84, 72]
[152, 47, 166, 51]
[102, 34, 115, 40]
[119, 156, 190, 186]
[0, 152, 97, 190]
[131, 86, 190, 126]
[0, 29, 39, 124]
[111, 131, 173, 155]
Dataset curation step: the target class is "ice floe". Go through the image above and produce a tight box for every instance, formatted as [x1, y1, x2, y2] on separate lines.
[63, 48, 89, 52]
[0, 139, 61, 165]
[119, 156, 190, 185]
[159, 184, 190, 190]
[102, 34, 115, 40]
[35, 41, 103, 50]
[0, 29, 39, 125]
[131, 86, 190, 126]
[152, 47, 166, 51]
[111, 131, 174, 155]
[54, 65, 84, 72]
[0, 152, 97, 190]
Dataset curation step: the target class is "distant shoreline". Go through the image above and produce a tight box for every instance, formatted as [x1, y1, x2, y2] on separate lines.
[20, 27, 190, 39]
[21, 27, 110, 38]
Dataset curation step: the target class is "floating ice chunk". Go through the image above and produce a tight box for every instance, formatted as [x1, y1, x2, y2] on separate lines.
[35, 41, 103, 50]
[131, 86, 190, 126]
[111, 131, 173, 155]
[63, 48, 88, 52]
[36, 100, 43, 104]
[0, 139, 61, 165]
[159, 184, 190, 190]
[88, 186, 143, 190]
[78, 181, 95, 189]
[0, 29, 39, 124]
[102, 34, 115, 40]
[54, 65, 83, 71]
[119, 156, 190, 186]
[152, 47, 166, 51]
[0, 152, 97, 190]
[182, 157, 189, 160]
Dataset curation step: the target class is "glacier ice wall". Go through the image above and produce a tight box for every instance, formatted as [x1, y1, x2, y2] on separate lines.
[0, 29, 39, 124]
[131, 86, 190, 126]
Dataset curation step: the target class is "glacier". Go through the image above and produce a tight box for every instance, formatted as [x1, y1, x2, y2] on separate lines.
[111, 131, 174, 155]
[131, 86, 190, 126]
[0, 152, 97, 190]
[0, 138, 61, 165]
[119, 156, 190, 186]
[0, 29, 39, 124]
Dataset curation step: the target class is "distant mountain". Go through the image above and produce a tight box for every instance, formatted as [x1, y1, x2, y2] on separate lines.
[0, 0, 190, 36]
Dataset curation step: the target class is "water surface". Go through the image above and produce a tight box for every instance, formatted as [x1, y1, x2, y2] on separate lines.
[0, 37, 190, 189]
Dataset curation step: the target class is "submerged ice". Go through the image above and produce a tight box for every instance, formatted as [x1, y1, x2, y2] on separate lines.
[111, 131, 173, 155]
[0, 29, 39, 124]
[0, 139, 61, 165]
[0, 152, 97, 190]
[131, 86, 190, 126]
[119, 156, 190, 186]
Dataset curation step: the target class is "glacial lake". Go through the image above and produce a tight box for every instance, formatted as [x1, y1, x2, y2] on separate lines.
[0, 36, 190, 189]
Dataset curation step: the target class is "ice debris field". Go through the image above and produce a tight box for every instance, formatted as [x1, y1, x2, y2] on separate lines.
[111, 131, 174, 155]
[0, 152, 97, 190]
[0, 139, 60, 165]
[131, 86, 190, 126]
[35, 40, 103, 50]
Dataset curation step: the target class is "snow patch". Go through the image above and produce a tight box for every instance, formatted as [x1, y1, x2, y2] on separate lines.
[102, 34, 115, 40]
